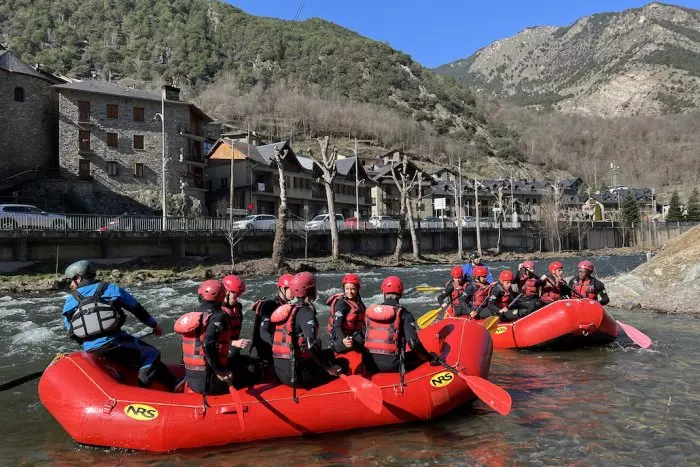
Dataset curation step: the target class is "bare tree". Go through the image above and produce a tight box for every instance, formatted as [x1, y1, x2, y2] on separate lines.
[443, 160, 466, 259]
[224, 226, 247, 273]
[271, 147, 289, 270]
[474, 178, 482, 256]
[289, 208, 311, 260]
[308, 136, 340, 260]
[391, 154, 421, 261]
[493, 185, 506, 255]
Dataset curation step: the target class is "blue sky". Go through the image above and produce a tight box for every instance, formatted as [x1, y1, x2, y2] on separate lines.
[227, 1, 700, 67]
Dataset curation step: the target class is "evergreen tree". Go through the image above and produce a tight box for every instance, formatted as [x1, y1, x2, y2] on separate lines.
[594, 203, 603, 221]
[666, 191, 683, 222]
[686, 188, 700, 222]
[620, 192, 641, 226]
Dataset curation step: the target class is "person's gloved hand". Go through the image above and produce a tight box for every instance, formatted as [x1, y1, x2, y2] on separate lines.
[327, 365, 343, 376]
[429, 352, 441, 366]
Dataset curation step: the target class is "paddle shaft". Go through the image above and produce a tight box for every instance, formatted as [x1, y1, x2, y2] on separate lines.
[435, 358, 512, 415]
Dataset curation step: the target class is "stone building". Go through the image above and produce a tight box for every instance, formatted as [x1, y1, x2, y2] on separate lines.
[53, 80, 217, 214]
[0, 46, 65, 184]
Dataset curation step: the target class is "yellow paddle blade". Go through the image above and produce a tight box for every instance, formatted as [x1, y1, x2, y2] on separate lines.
[416, 286, 443, 293]
[482, 316, 500, 331]
[417, 308, 441, 329]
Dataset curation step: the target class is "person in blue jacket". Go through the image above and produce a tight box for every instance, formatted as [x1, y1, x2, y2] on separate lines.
[462, 251, 494, 283]
[62, 260, 181, 391]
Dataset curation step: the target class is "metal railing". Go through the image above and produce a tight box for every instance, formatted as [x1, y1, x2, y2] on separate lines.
[0, 213, 522, 233]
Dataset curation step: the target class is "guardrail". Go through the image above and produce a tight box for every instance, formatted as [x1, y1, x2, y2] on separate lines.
[0, 213, 522, 233]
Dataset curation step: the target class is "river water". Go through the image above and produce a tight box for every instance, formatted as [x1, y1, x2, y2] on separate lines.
[1, 254, 698, 465]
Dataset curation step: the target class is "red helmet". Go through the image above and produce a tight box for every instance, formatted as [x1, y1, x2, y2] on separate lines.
[549, 261, 564, 275]
[473, 266, 488, 278]
[342, 273, 361, 288]
[198, 279, 224, 302]
[277, 274, 294, 288]
[522, 260, 535, 269]
[381, 276, 404, 295]
[499, 270, 514, 282]
[450, 266, 464, 279]
[290, 272, 316, 299]
[222, 275, 246, 294]
[578, 260, 594, 272]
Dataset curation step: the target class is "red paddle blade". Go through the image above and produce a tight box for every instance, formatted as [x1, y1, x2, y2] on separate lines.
[228, 385, 245, 432]
[340, 374, 383, 414]
[617, 320, 653, 349]
[459, 374, 512, 416]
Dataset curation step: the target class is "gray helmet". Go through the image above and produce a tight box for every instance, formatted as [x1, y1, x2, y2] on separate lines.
[64, 260, 97, 280]
[470, 251, 480, 260]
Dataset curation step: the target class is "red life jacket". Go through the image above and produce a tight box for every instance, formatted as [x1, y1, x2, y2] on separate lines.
[541, 277, 563, 303]
[519, 274, 540, 298]
[493, 284, 512, 309]
[252, 295, 286, 317]
[572, 278, 598, 300]
[325, 293, 366, 335]
[471, 282, 492, 310]
[364, 304, 404, 356]
[221, 302, 243, 340]
[270, 303, 316, 360]
[174, 310, 232, 372]
[445, 280, 464, 307]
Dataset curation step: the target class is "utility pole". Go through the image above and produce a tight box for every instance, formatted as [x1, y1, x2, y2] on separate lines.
[457, 157, 463, 258]
[475, 177, 482, 256]
[228, 137, 235, 225]
[154, 93, 167, 231]
[354, 138, 359, 220]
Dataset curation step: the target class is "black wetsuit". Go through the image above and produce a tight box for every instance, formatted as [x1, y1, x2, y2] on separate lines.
[186, 301, 234, 395]
[329, 297, 365, 354]
[436, 282, 470, 318]
[255, 296, 285, 366]
[568, 277, 610, 305]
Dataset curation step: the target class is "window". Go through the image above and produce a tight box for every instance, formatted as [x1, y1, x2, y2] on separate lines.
[133, 107, 144, 122]
[78, 159, 91, 180]
[133, 135, 144, 150]
[107, 132, 118, 148]
[78, 100, 90, 122]
[14, 87, 24, 102]
[220, 177, 228, 188]
[132, 162, 144, 178]
[106, 161, 118, 176]
[106, 104, 118, 119]
[79, 130, 91, 151]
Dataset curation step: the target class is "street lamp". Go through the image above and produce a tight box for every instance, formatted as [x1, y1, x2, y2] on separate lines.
[154, 95, 166, 231]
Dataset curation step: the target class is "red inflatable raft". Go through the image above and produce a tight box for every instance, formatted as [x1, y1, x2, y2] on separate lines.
[39, 318, 493, 452]
[478, 299, 618, 350]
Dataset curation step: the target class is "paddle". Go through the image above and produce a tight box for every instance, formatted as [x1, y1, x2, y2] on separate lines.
[339, 374, 383, 414]
[436, 358, 512, 416]
[416, 286, 443, 293]
[0, 329, 155, 392]
[417, 308, 442, 329]
[227, 382, 246, 432]
[616, 320, 653, 349]
[481, 316, 500, 331]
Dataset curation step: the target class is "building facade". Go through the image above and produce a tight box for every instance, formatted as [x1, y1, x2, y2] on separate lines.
[53, 81, 216, 214]
[0, 47, 64, 182]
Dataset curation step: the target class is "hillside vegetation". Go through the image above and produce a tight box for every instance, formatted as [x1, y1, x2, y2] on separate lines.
[436, 2, 700, 117]
[0, 0, 539, 170]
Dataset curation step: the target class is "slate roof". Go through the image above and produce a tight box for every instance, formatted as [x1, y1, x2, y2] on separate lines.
[0, 49, 64, 83]
[592, 188, 653, 204]
[54, 79, 162, 101]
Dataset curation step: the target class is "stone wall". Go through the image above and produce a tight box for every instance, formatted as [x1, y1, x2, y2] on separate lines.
[56, 90, 208, 214]
[0, 71, 58, 176]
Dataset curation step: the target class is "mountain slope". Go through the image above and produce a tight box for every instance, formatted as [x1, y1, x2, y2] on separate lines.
[0, 0, 484, 140]
[436, 2, 700, 116]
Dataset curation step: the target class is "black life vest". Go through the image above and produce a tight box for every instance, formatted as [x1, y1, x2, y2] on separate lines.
[222, 302, 243, 340]
[571, 278, 598, 300]
[326, 293, 365, 335]
[174, 309, 233, 372]
[471, 282, 492, 311]
[270, 303, 316, 360]
[69, 282, 124, 339]
[364, 304, 404, 356]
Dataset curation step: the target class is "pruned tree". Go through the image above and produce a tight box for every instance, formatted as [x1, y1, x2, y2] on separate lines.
[224, 226, 247, 273]
[271, 147, 289, 270]
[492, 185, 506, 255]
[391, 154, 421, 262]
[308, 136, 340, 260]
[289, 208, 312, 260]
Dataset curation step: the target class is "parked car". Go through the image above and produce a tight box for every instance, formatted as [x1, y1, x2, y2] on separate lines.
[454, 216, 475, 227]
[0, 204, 70, 230]
[344, 217, 367, 229]
[368, 215, 396, 228]
[305, 214, 344, 230]
[231, 214, 276, 230]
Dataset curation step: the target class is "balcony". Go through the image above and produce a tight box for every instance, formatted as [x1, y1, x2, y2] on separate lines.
[78, 111, 93, 124]
[180, 127, 207, 141]
[253, 182, 274, 193]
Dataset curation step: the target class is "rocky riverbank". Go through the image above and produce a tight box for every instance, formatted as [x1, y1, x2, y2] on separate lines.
[606, 225, 700, 316]
[0, 246, 652, 295]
